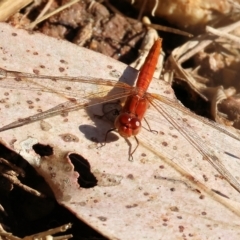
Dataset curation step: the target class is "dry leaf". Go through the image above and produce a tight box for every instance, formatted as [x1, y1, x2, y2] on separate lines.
[0, 0, 33, 21]
[166, 21, 240, 129]
[127, 0, 240, 32]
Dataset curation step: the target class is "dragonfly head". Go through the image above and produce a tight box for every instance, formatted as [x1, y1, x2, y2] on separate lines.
[114, 113, 141, 138]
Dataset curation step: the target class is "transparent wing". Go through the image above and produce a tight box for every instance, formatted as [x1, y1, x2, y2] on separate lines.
[147, 93, 240, 193]
[0, 68, 134, 131]
[150, 93, 240, 142]
[0, 68, 132, 99]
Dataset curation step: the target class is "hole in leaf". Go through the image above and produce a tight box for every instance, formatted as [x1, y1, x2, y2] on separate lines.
[69, 153, 97, 188]
[32, 143, 53, 157]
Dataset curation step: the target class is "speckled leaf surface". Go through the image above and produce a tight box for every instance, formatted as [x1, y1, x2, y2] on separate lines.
[0, 23, 240, 239]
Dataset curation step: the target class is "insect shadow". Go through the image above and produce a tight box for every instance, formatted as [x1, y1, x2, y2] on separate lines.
[78, 65, 138, 146]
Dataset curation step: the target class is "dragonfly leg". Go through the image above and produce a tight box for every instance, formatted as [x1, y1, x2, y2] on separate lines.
[142, 117, 158, 134]
[97, 128, 117, 149]
[94, 108, 120, 122]
[125, 136, 139, 162]
[94, 101, 122, 122]
[97, 128, 138, 162]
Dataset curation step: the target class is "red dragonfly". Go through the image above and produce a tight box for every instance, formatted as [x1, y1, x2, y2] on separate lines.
[0, 38, 240, 194]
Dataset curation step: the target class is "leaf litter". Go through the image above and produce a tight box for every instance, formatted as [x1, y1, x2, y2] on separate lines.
[1, 0, 240, 239]
[0, 21, 240, 239]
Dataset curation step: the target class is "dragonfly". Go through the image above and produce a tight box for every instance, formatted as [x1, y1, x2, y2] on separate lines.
[0, 38, 240, 194]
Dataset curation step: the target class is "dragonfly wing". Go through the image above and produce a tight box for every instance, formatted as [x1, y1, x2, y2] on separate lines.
[0, 68, 132, 99]
[0, 85, 133, 132]
[150, 93, 240, 141]
[147, 94, 240, 194]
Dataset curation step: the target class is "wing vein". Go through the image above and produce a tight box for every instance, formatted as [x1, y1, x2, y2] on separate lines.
[149, 96, 240, 193]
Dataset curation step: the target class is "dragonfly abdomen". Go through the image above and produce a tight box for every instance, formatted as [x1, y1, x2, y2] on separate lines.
[136, 38, 162, 92]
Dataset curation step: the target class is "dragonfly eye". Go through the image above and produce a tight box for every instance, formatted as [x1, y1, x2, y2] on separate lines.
[130, 118, 141, 130]
[114, 113, 141, 137]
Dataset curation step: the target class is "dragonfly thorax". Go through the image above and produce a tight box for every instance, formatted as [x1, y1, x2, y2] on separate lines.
[114, 113, 141, 138]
